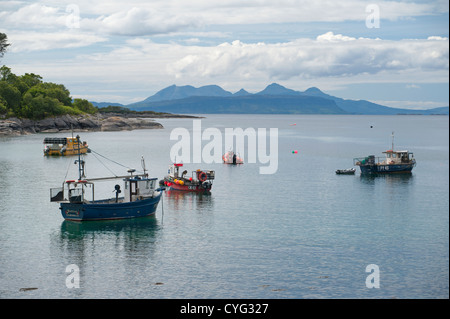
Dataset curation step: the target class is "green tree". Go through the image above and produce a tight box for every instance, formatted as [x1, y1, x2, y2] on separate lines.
[0, 65, 16, 83]
[22, 93, 69, 119]
[0, 81, 21, 113]
[73, 98, 97, 114]
[26, 82, 72, 106]
[21, 73, 42, 86]
[0, 66, 96, 119]
[0, 96, 8, 115]
[0, 33, 10, 59]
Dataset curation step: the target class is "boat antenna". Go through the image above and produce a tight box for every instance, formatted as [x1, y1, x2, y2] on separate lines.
[141, 156, 147, 176]
[391, 131, 394, 151]
[74, 135, 85, 180]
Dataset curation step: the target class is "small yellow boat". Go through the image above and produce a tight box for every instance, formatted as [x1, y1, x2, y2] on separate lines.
[43, 136, 89, 156]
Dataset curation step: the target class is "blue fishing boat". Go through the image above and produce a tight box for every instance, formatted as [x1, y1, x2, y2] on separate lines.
[353, 132, 416, 174]
[50, 135, 162, 221]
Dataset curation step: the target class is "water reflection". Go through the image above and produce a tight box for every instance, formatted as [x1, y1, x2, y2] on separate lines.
[163, 190, 214, 212]
[54, 217, 161, 268]
[359, 173, 414, 185]
[357, 173, 415, 205]
[59, 216, 160, 237]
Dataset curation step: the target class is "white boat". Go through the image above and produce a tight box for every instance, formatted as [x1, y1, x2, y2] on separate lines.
[222, 150, 243, 164]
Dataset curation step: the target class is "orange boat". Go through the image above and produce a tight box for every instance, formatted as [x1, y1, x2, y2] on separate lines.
[44, 136, 89, 156]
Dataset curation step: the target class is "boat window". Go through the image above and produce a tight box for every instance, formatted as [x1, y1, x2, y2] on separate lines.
[392, 153, 396, 158]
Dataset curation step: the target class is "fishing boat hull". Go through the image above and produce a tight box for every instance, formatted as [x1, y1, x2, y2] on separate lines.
[43, 137, 89, 156]
[45, 145, 89, 156]
[358, 163, 415, 174]
[162, 164, 214, 193]
[163, 178, 212, 193]
[60, 194, 161, 221]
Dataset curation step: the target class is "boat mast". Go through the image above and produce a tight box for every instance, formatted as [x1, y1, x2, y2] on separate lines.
[391, 131, 394, 151]
[75, 135, 85, 180]
[141, 156, 147, 176]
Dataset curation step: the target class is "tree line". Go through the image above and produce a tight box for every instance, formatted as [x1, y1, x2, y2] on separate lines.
[0, 32, 98, 120]
[0, 66, 98, 119]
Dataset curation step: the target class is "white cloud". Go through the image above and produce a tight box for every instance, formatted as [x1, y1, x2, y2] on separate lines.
[0, 3, 67, 29]
[7, 31, 108, 52]
[1, 0, 446, 34]
[316, 32, 358, 42]
[81, 7, 201, 36]
[1, 1, 447, 105]
[168, 33, 449, 81]
[373, 100, 447, 110]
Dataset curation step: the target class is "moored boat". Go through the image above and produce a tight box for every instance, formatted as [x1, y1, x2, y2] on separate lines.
[161, 163, 215, 193]
[50, 136, 162, 221]
[222, 150, 243, 164]
[353, 133, 416, 174]
[336, 168, 356, 175]
[44, 136, 89, 156]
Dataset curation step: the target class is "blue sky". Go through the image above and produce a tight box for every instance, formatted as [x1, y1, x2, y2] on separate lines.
[0, 0, 448, 109]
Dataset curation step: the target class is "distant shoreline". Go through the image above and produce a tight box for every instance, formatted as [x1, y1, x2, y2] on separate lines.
[0, 112, 202, 137]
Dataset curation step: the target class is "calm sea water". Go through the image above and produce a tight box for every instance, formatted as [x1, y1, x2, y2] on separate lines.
[0, 115, 448, 299]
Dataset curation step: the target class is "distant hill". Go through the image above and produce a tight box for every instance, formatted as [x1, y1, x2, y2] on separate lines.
[233, 88, 251, 96]
[96, 83, 449, 115]
[90, 101, 124, 108]
[130, 94, 346, 114]
[137, 84, 233, 104]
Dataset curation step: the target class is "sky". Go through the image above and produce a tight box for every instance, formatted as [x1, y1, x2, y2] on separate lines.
[0, 0, 448, 109]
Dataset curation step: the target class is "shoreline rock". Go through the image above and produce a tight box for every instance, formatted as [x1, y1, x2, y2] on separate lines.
[0, 113, 165, 137]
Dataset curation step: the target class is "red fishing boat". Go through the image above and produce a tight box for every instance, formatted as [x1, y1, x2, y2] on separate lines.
[161, 163, 215, 193]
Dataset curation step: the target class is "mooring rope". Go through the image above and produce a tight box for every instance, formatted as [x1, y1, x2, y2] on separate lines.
[89, 148, 144, 174]
[90, 151, 118, 177]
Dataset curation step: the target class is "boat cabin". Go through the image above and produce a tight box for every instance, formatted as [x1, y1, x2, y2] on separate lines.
[168, 163, 185, 178]
[50, 173, 158, 204]
[167, 163, 215, 181]
[123, 176, 158, 202]
[44, 136, 88, 156]
[381, 150, 415, 165]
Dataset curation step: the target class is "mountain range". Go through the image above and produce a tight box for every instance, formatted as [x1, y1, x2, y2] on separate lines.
[91, 83, 449, 115]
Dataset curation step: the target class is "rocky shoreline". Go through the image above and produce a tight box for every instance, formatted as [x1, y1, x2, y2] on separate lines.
[0, 113, 168, 136]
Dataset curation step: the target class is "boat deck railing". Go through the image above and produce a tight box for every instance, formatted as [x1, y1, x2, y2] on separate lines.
[353, 156, 382, 166]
